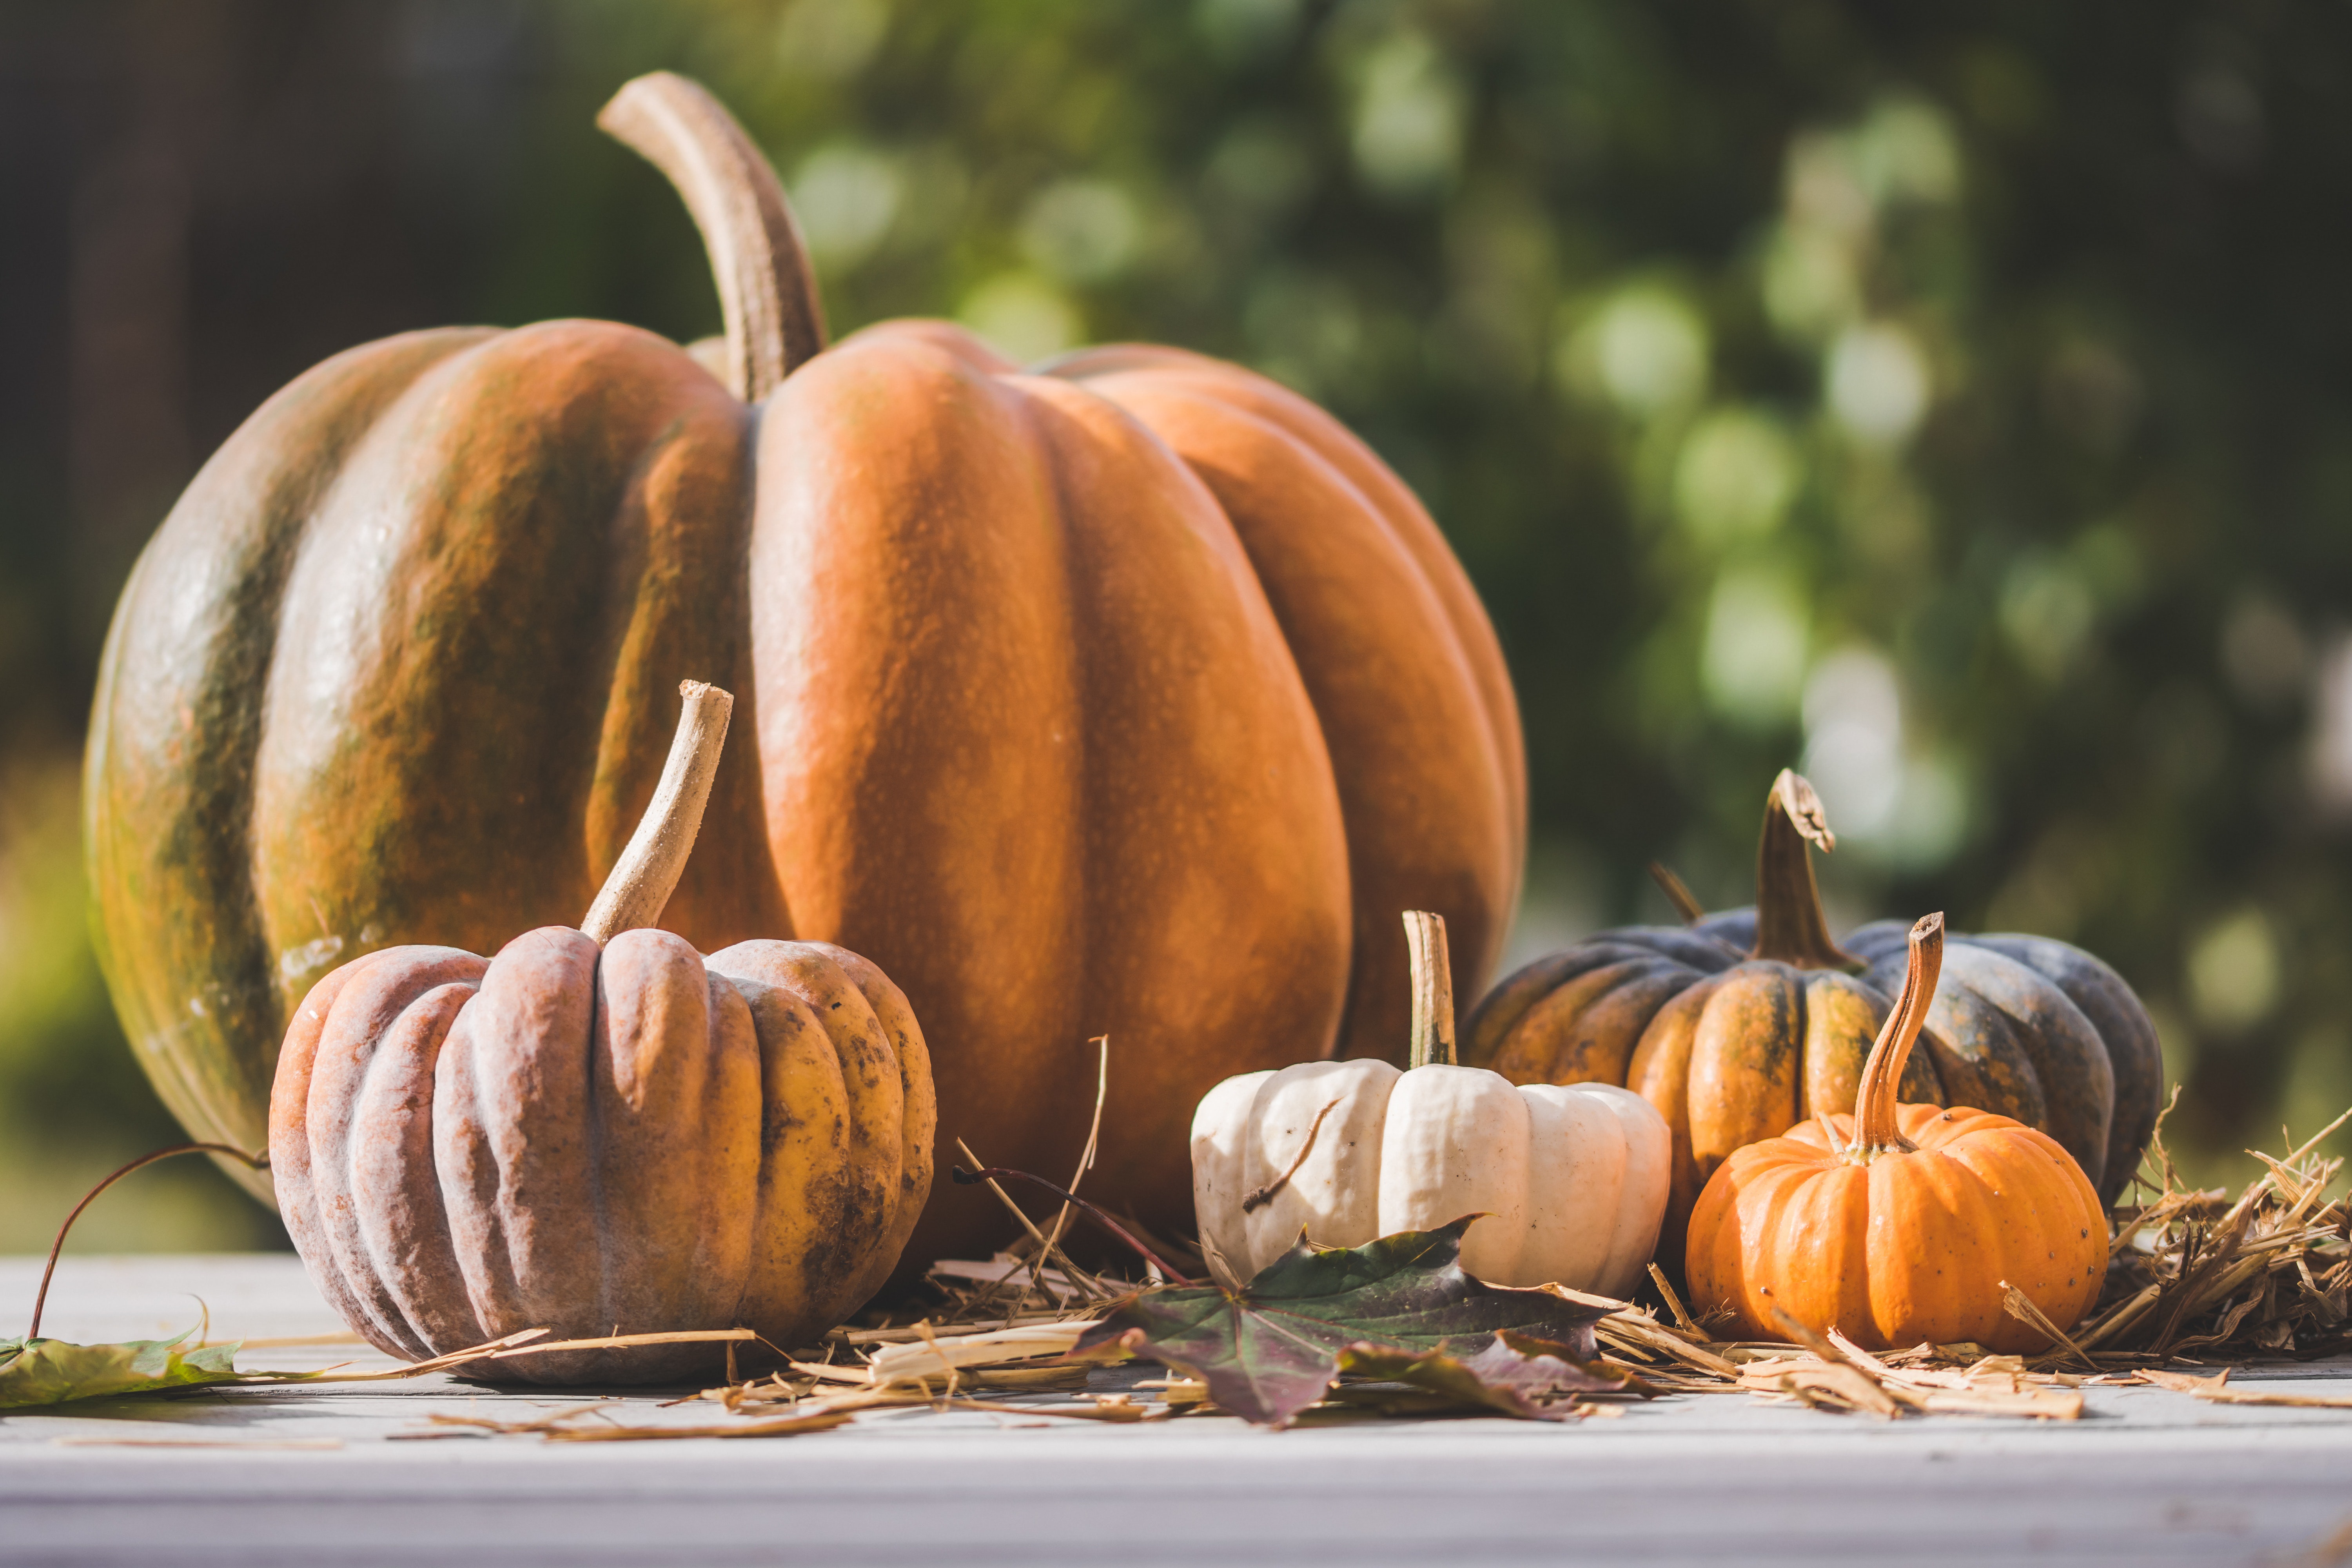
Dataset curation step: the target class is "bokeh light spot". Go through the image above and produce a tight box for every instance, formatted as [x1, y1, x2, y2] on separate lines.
[1674, 408, 1799, 544]
[1802, 647, 1905, 837]
[1852, 97, 1962, 206]
[1701, 566, 1809, 725]
[1351, 34, 1465, 201]
[1826, 322, 1930, 445]
[2000, 552, 2096, 680]
[1784, 131, 1873, 240]
[958, 273, 1079, 363]
[774, 0, 891, 82]
[1204, 118, 1314, 218]
[1761, 223, 1860, 344]
[2189, 909, 2283, 1033]
[2220, 590, 2310, 708]
[1194, 0, 1301, 62]
[2305, 633, 2352, 815]
[789, 142, 902, 271]
[1563, 285, 1710, 418]
[1881, 752, 1970, 871]
[1021, 179, 1142, 285]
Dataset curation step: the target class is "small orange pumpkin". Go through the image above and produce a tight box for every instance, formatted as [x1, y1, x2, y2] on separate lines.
[1684, 913, 2106, 1353]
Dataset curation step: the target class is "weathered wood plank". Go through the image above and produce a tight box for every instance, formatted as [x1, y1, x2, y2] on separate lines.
[4, 1256, 2350, 1568]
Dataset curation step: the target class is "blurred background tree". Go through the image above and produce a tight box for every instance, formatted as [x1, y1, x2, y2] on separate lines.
[3, 0, 2348, 1250]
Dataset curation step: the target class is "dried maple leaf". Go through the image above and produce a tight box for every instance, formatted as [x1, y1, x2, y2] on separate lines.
[1073, 1217, 1615, 1427]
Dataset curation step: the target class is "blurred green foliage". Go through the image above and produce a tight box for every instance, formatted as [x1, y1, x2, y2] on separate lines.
[4, 0, 2350, 1251]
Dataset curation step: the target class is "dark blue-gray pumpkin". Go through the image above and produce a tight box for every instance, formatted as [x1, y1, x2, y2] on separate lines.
[1462, 771, 2160, 1256]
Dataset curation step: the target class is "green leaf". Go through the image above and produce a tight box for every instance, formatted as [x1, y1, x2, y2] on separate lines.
[0, 1327, 283, 1410]
[1074, 1217, 1616, 1427]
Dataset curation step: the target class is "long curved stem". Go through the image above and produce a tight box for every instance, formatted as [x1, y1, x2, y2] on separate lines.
[29, 1143, 267, 1340]
[1748, 769, 1862, 971]
[1849, 912, 1944, 1155]
[581, 681, 733, 941]
[597, 72, 828, 401]
[1404, 910, 1456, 1069]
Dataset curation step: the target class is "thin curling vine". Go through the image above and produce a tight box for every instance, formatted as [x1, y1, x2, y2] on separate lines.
[28, 1143, 268, 1339]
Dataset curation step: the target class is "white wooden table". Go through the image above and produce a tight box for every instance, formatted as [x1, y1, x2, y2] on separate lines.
[4, 1255, 2351, 1567]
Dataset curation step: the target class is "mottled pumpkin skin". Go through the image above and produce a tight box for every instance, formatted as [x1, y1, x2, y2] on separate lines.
[1700, 910, 2156, 1204]
[87, 317, 1522, 1260]
[1622, 956, 1945, 1265]
[1463, 908, 2161, 1223]
[1685, 1101, 2107, 1353]
[1463, 926, 1746, 1091]
[270, 928, 932, 1383]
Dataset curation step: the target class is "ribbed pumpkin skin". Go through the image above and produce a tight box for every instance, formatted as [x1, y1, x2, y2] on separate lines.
[1684, 1102, 2106, 1353]
[88, 318, 1522, 1258]
[270, 928, 933, 1383]
[1191, 1059, 1669, 1296]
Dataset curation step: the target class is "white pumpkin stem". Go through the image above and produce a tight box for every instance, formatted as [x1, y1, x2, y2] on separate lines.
[597, 72, 828, 401]
[1850, 912, 1944, 1155]
[1404, 910, 1456, 1070]
[1749, 769, 1863, 971]
[581, 681, 733, 942]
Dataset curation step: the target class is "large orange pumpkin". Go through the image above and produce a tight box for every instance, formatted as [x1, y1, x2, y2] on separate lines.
[83, 73, 1524, 1260]
[1686, 913, 2107, 1353]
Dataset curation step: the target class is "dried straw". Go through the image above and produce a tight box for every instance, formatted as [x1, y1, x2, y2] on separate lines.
[395, 1085, 2348, 1442]
[1574, 1094, 2349, 1420]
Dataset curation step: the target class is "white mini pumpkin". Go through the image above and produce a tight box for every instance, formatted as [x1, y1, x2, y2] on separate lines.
[1192, 912, 1670, 1296]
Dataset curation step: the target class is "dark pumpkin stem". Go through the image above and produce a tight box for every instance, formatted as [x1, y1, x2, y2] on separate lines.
[1749, 769, 1862, 971]
[581, 681, 733, 942]
[1403, 910, 1456, 1069]
[29, 1142, 268, 1341]
[949, 1166, 1194, 1287]
[1648, 862, 1706, 926]
[1848, 913, 1944, 1156]
[597, 72, 828, 401]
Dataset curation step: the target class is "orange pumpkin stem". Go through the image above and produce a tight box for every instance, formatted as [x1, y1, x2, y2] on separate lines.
[1404, 910, 1457, 1070]
[581, 681, 735, 942]
[1848, 912, 1944, 1155]
[597, 72, 828, 401]
[1748, 769, 1863, 971]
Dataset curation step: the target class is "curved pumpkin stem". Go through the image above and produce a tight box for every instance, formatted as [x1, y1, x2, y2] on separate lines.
[1749, 769, 1862, 971]
[582, 681, 734, 942]
[597, 72, 828, 401]
[1404, 911, 1456, 1070]
[1849, 912, 1944, 1155]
